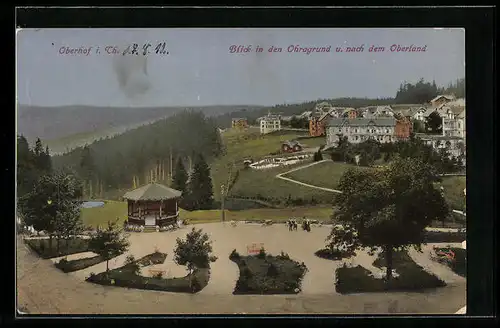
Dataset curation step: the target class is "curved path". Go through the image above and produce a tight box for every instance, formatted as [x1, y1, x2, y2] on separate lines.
[17, 223, 466, 315]
[276, 160, 342, 193]
[407, 243, 466, 285]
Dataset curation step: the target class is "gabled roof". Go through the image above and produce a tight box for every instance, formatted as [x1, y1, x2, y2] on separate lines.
[298, 111, 312, 118]
[123, 182, 182, 201]
[262, 115, 280, 121]
[318, 109, 337, 122]
[431, 95, 455, 103]
[342, 107, 357, 114]
[424, 107, 439, 117]
[327, 118, 396, 127]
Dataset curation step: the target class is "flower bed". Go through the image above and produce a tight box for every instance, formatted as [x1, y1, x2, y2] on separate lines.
[335, 250, 446, 294]
[432, 247, 466, 277]
[249, 154, 312, 170]
[230, 249, 308, 295]
[24, 238, 90, 259]
[55, 255, 104, 273]
[86, 252, 209, 293]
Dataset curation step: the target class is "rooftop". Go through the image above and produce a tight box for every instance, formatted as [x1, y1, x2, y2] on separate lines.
[415, 134, 464, 141]
[431, 95, 456, 103]
[327, 118, 396, 127]
[123, 182, 182, 201]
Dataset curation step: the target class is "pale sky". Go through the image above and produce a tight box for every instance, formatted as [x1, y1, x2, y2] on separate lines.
[16, 28, 465, 107]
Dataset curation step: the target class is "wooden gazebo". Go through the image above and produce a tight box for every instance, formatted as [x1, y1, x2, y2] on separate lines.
[123, 182, 182, 227]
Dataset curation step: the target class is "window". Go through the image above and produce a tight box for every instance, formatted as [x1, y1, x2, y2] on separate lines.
[355, 136, 359, 140]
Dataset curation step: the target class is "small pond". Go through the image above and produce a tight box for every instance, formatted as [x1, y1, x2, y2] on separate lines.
[81, 201, 105, 209]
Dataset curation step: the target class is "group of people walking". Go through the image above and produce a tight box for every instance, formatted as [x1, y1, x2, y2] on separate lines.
[287, 217, 311, 232]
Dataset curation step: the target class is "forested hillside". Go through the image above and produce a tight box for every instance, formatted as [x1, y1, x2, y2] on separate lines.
[51, 111, 224, 197]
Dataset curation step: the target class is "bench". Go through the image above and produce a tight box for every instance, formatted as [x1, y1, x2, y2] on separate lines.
[149, 269, 166, 276]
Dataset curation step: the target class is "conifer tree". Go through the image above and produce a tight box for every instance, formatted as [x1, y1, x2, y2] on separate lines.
[186, 153, 214, 210]
[171, 157, 188, 193]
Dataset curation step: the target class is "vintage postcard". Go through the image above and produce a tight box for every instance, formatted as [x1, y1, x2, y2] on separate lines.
[16, 27, 466, 315]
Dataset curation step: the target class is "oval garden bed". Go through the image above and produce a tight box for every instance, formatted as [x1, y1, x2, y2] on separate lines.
[86, 251, 210, 293]
[335, 250, 446, 294]
[230, 249, 308, 295]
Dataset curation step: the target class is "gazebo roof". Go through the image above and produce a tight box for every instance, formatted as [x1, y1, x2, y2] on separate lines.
[123, 182, 182, 201]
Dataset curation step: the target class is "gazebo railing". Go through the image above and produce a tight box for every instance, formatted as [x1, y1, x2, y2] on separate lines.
[128, 211, 179, 220]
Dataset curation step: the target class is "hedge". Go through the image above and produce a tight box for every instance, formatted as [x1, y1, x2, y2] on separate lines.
[24, 238, 90, 259]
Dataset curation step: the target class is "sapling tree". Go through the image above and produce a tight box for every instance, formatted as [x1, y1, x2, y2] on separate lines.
[173, 227, 217, 289]
[89, 219, 130, 273]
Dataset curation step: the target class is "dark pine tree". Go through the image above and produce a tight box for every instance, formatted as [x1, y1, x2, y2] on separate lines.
[17, 135, 37, 197]
[41, 145, 53, 173]
[171, 157, 188, 193]
[79, 145, 96, 197]
[186, 153, 214, 210]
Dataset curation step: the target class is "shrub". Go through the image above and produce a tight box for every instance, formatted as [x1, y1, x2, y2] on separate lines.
[315, 248, 354, 260]
[277, 251, 290, 260]
[125, 254, 136, 265]
[257, 248, 266, 259]
[229, 249, 241, 260]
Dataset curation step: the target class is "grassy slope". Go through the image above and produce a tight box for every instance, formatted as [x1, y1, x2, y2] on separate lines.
[283, 161, 368, 190]
[80, 200, 333, 227]
[230, 165, 335, 203]
[211, 128, 312, 199]
[282, 161, 466, 210]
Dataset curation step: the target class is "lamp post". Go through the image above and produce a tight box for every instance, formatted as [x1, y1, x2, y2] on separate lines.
[463, 188, 466, 213]
[440, 186, 446, 227]
[221, 184, 226, 223]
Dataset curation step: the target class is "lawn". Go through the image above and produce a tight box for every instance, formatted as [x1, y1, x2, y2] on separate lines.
[229, 164, 336, 204]
[80, 200, 128, 228]
[80, 199, 335, 226]
[282, 161, 369, 190]
[436, 176, 466, 210]
[335, 250, 446, 294]
[230, 250, 308, 294]
[210, 129, 313, 201]
[283, 161, 466, 210]
[86, 251, 209, 293]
